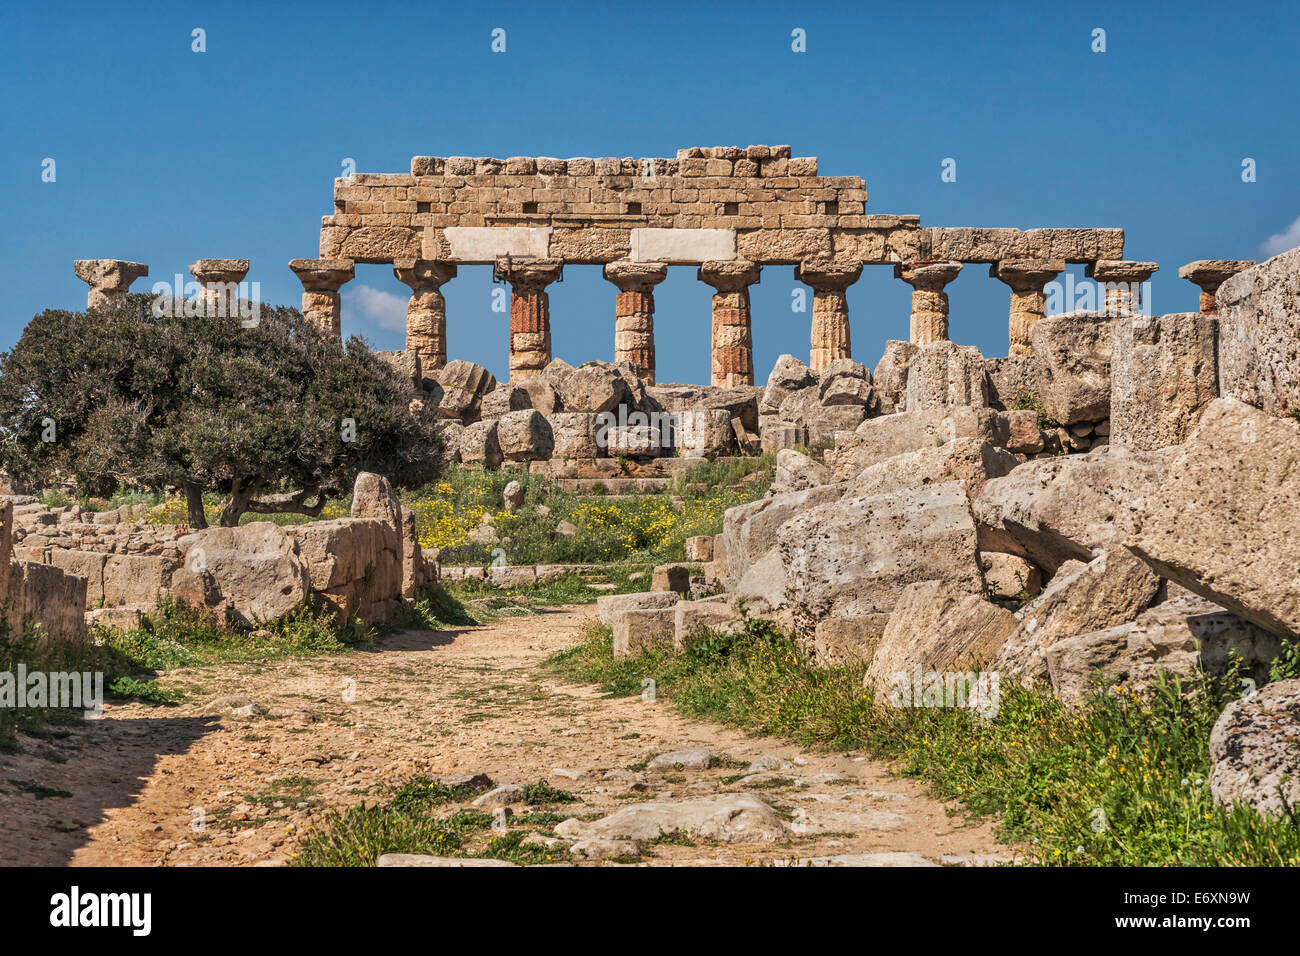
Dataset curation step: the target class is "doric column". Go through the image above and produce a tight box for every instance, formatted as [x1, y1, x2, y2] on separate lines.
[991, 259, 1065, 356]
[603, 261, 667, 384]
[393, 259, 456, 370]
[795, 259, 863, 372]
[1084, 260, 1158, 315]
[73, 259, 148, 310]
[1178, 259, 1255, 315]
[699, 260, 761, 387]
[189, 259, 250, 316]
[289, 258, 355, 339]
[895, 260, 962, 346]
[494, 257, 563, 380]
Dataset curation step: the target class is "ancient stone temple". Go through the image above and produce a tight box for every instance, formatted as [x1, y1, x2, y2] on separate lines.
[304, 145, 1134, 383]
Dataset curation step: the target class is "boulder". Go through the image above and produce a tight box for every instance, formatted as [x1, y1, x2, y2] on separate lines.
[1111, 311, 1218, 450]
[980, 552, 1042, 601]
[103, 554, 170, 607]
[904, 341, 990, 412]
[771, 449, 832, 493]
[351, 471, 402, 528]
[496, 410, 554, 461]
[718, 483, 845, 591]
[459, 419, 502, 469]
[1046, 595, 1285, 707]
[864, 585, 1018, 691]
[993, 546, 1162, 682]
[547, 411, 600, 459]
[807, 404, 869, 446]
[985, 354, 1039, 410]
[777, 387, 822, 428]
[603, 423, 665, 458]
[761, 354, 817, 415]
[1209, 678, 1300, 817]
[1003, 409, 1044, 454]
[479, 384, 533, 420]
[551, 362, 635, 414]
[502, 480, 525, 510]
[429, 360, 496, 420]
[7, 561, 87, 640]
[735, 548, 788, 613]
[1216, 246, 1300, 417]
[872, 340, 917, 413]
[1030, 310, 1111, 425]
[781, 480, 984, 639]
[171, 522, 311, 626]
[759, 421, 807, 453]
[975, 444, 1168, 574]
[827, 406, 1009, 481]
[1128, 398, 1300, 639]
[49, 549, 106, 608]
[674, 407, 735, 457]
[432, 421, 464, 465]
[779, 440, 1016, 638]
[844, 437, 1019, 502]
[817, 358, 875, 407]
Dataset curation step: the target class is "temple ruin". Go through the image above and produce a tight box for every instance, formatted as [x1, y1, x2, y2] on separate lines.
[73, 145, 1256, 391]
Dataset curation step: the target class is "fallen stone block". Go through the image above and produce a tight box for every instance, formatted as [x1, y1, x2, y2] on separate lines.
[865, 586, 1017, 691]
[673, 599, 743, 651]
[974, 444, 1168, 574]
[993, 546, 1162, 683]
[1128, 398, 1300, 639]
[1111, 311, 1218, 450]
[611, 607, 676, 658]
[596, 590, 679, 625]
[1045, 595, 1284, 707]
[651, 562, 694, 595]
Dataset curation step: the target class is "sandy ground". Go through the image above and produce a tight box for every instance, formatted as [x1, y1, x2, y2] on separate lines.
[0, 605, 1010, 866]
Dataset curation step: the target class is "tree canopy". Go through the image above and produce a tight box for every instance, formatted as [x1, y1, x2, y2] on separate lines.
[0, 294, 439, 528]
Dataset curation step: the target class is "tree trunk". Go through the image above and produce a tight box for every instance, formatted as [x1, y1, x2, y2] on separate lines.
[219, 477, 253, 527]
[184, 482, 207, 530]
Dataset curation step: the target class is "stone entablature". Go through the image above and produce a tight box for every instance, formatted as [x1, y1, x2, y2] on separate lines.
[319, 146, 1122, 268]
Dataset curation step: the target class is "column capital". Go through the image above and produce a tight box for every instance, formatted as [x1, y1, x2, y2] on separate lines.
[393, 259, 457, 290]
[698, 259, 760, 292]
[794, 258, 863, 291]
[494, 257, 563, 290]
[990, 259, 1065, 291]
[74, 258, 148, 290]
[190, 259, 250, 286]
[895, 259, 962, 290]
[603, 260, 667, 292]
[289, 258, 355, 292]
[1177, 259, 1254, 293]
[1086, 259, 1158, 284]
[74, 259, 149, 310]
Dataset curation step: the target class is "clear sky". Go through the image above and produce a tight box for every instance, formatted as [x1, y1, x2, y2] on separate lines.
[2, 0, 1296, 385]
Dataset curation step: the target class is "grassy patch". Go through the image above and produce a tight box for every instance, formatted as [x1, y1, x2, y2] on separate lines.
[291, 775, 573, 866]
[521, 780, 579, 805]
[547, 618, 1300, 866]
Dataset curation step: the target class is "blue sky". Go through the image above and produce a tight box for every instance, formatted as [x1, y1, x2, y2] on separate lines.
[2, 0, 1297, 384]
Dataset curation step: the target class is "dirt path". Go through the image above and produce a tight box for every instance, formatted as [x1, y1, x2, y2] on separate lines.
[1, 606, 1010, 866]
